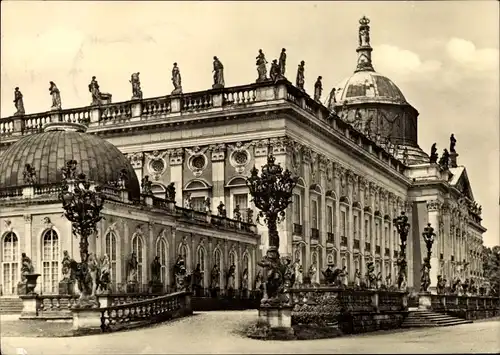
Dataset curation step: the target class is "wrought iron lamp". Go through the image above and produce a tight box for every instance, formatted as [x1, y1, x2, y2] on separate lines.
[420, 223, 436, 292]
[393, 211, 410, 290]
[246, 152, 298, 305]
[59, 160, 105, 307]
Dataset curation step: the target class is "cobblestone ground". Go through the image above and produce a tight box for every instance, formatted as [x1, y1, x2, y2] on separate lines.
[1, 311, 499, 354]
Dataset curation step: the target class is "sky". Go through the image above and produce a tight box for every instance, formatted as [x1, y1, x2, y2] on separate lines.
[1, 1, 499, 247]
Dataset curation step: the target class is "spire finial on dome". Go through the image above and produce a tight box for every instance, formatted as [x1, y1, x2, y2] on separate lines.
[355, 15, 375, 73]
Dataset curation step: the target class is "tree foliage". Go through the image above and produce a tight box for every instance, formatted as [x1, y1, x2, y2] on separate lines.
[482, 245, 500, 294]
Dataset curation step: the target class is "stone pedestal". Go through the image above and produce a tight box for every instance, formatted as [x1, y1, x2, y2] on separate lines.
[19, 295, 41, 319]
[97, 294, 111, 308]
[418, 292, 432, 310]
[258, 306, 293, 329]
[72, 308, 102, 333]
[127, 281, 138, 293]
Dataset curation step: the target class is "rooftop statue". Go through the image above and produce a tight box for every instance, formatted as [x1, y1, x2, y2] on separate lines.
[296, 60, 305, 91]
[270, 59, 280, 82]
[171, 62, 183, 95]
[89, 76, 101, 105]
[358, 16, 371, 47]
[49, 81, 61, 110]
[212, 56, 225, 89]
[429, 143, 438, 164]
[439, 148, 450, 170]
[279, 48, 287, 77]
[130, 72, 143, 100]
[450, 133, 457, 153]
[13, 87, 25, 116]
[255, 49, 268, 83]
[314, 76, 323, 102]
[165, 182, 176, 201]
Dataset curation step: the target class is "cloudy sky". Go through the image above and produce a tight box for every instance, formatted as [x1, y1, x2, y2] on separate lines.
[1, 1, 498, 246]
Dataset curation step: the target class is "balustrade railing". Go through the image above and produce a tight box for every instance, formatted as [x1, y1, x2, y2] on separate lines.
[61, 107, 92, 125]
[223, 86, 257, 106]
[142, 97, 171, 117]
[430, 294, 500, 313]
[100, 291, 191, 332]
[100, 102, 132, 123]
[182, 92, 213, 111]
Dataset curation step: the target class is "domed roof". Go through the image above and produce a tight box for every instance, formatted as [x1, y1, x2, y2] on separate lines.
[0, 123, 140, 199]
[331, 71, 407, 105]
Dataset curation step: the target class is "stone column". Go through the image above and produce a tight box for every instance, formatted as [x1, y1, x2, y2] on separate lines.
[333, 163, 341, 267]
[426, 200, 441, 293]
[319, 157, 327, 270]
[380, 191, 386, 280]
[123, 223, 130, 284]
[302, 149, 312, 271]
[272, 138, 291, 256]
[23, 215, 33, 261]
[359, 179, 366, 276]
[253, 140, 270, 253]
[370, 183, 376, 257]
[169, 149, 184, 206]
[210, 144, 226, 208]
[148, 222, 154, 283]
[346, 171, 354, 281]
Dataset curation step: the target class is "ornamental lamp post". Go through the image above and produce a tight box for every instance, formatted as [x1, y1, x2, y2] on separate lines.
[246, 152, 298, 305]
[59, 160, 105, 308]
[420, 223, 436, 292]
[393, 211, 410, 290]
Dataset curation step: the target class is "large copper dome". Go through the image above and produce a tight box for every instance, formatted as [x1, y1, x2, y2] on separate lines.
[0, 122, 140, 199]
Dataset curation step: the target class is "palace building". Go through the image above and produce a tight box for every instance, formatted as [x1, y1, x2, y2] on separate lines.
[0, 17, 486, 296]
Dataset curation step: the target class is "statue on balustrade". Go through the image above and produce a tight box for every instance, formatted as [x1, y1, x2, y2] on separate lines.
[13, 87, 25, 115]
[429, 143, 438, 164]
[365, 262, 377, 289]
[376, 272, 383, 289]
[293, 260, 303, 287]
[436, 275, 446, 294]
[87, 253, 100, 297]
[255, 49, 268, 83]
[354, 269, 361, 289]
[279, 48, 287, 76]
[226, 264, 236, 297]
[450, 134, 456, 153]
[20, 253, 35, 285]
[385, 273, 392, 288]
[212, 56, 225, 89]
[165, 182, 176, 201]
[210, 264, 220, 297]
[314, 76, 323, 102]
[203, 197, 211, 214]
[233, 205, 242, 221]
[217, 202, 227, 217]
[130, 72, 143, 100]
[322, 264, 341, 286]
[141, 175, 153, 195]
[420, 258, 431, 292]
[462, 278, 470, 295]
[241, 268, 249, 291]
[173, 254, 189, 292]
[451, 278, 461, 295]
[246, 208, 253, 224]
[184, 193, 192, 209]
[59, 251, 76, 295]
[270, 59, 280, 82]
[49, 81, 61, 110]
[308, 261, 318, 285]
[126, 252, 139, 285]
[296, 61, 305, 91]
[171, 62, 183, 95]
[89, 76, 102, 105]
[61, 251, 72, 281]
[439, 149, 450, 170]
[339, 266, 348, 288]
[192, 263, 203, 296]
[97, 254, 111, 294]
[151, 256, 162, 285]
[469, 279, 477, 295]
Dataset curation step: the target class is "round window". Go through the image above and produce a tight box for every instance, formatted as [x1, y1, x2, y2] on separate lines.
[233, 150, 249, 165]
[150, 159, 165, 173]
[191, 155, 206, 170]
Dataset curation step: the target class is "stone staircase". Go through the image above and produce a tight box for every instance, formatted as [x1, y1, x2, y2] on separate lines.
[0, 297, 23, 314]
[402, 309, 472, 328]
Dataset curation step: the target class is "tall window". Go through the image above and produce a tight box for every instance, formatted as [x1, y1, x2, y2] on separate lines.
[353, 214, 359, 239]
[292, 194, 301, 224]
[132, 235, 144, 284]
[156, 238, 168, 285]
[179, 244, 189, 270]
[311, 199, 318, 229]
[234, 193, 248, 220]
[105, 232, 118, 287]
[197, 247, 205, 287]
[365, 218, 370, 239]
[393, 229, 398, 250]
[327, 205, 333, 233]
[375, 221, 380, 245]
[214, 248, 222, 286]
[340, 210, 347, 237]
[384, 226, 389, 248]
[2, 232, 19, 295]
[190, 197, 206, 212]
[42, 230, 59, 294]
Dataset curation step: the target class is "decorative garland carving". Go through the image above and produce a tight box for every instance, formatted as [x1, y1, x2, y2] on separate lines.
[126, 152, 144, 169]
[145, 150, 168, 181]
[186, 146, 208, 177]
[228, 141, 252, 174]
[168, 148, 184, 166]
[253, 139, 269, 157]
[209, 143, 226, 162]
[426, 200, 441, 212]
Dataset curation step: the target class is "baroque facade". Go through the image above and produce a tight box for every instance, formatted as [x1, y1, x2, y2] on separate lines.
[0, 17, 486, 294]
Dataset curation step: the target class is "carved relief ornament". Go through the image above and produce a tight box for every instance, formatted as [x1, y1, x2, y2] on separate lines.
[426, 200, 442, 212]
[146, 150, 168, 181]
[3, 219, 13, 232]
[229, 141, 252, 174]
[252, 139, 269, 157]
[186, 146, 208, 177]
[209, 143, 226, 162]
[167, 148, 184, 166]
[269, 136, 292, 155]
[127, 152, 144, 169]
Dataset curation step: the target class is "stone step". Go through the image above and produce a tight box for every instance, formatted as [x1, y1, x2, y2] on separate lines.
[402, 310, 472, 329]
[0, 297, 23, 314]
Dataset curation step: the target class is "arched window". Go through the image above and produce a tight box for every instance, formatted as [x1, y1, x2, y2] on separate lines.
[2, 232, 19, 295]
[105, 231, 118, 287]
[151, 184, 165, 199]
[132, 234, 144, 285]
[327, 253, 334, 265]
[311, 251, 318, 266]
[156, 238, 168, 286]
[197, 247, 205, 287]
[179, 244, 189, 270]
[42, 230, 59, 294]
[214, 248, 222, 287]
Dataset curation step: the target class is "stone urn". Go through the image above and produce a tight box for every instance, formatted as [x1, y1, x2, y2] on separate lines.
[18, 273, 41, 295]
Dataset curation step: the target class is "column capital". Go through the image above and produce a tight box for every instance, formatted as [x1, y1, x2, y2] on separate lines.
[426, 199, 442, 212]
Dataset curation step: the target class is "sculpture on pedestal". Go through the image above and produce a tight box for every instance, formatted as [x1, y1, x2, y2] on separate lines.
[217, 201, 227, 217]
[13, 87, 25, 115]
[255, 49, 268, 83]
[365, 261, 376, 289]
[233, 205, 242, 221]
[296, 61, 305, 90]
[192, 263, 203, 296]
[322, 264, 341, 286]
[89, 76, 101, 105]
[59, 250, 76, 295]
[212, 56, 225, 89]
[385, 273, 392, 288]
[59, 164, 104, 307]
[141, 175, 152, 195]
[270, 59, 280, 82]
[173, 255, 190, 292]
[203, 197, 211, 214]
[246, 208, 254, 224]
[126, 252, 138, 283]
[165, 182, 176, 201]
[226, 264, 236, 297]
[49, 81, 61, 110]
[339, 266, 348, 288]
[279, 48, 287, 76]
[97, 254, 111, 293]
[436, 275, 446, 294]
[246, 151, 298, 306]
[171, 63, 183, 95]
[130, 72, 143, 100]
[241, 268, 249, 297]
[151, 256, 162, 284]
[210, 264, 220, 297]
[20, 253, 35, 282]
[314, 76, 323, 102]
[394, 211, 410, 290]
[293, 260, 303, 287]
[449, 134, 456, 153]
[308, 261, 318, 284]
[61, 251, 72, 281]
[439, 149, 450, 170]
[184, 193, 192, 209]
[429, 143, 438, 164]
[354, 269, 361, 288]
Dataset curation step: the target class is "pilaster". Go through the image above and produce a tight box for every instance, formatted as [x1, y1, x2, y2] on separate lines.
[319, 157, 327, 270]
[359, 178, 366, 276]
[253, 141, 270, 252]
[427, 199, 442, 293]
[168, 148, 184, 206]
[302, 149, 312, 270]
[210, 143, 226, 208]
[333, 163, 342, 266]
